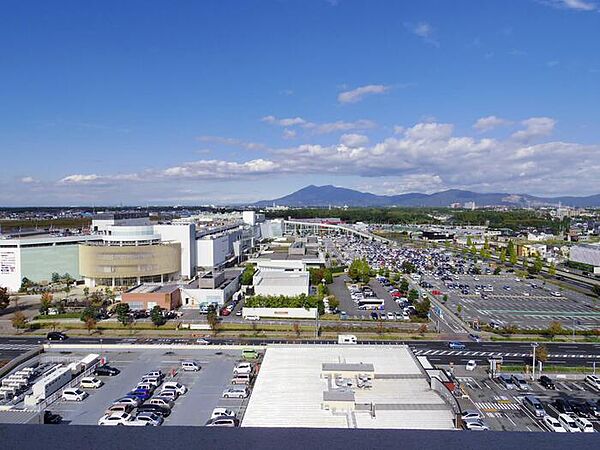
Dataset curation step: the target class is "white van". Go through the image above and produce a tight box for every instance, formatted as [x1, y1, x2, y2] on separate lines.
[63, 388, 87, 401]
[338, 334, 357, 345]
[181, 361, 200, 372]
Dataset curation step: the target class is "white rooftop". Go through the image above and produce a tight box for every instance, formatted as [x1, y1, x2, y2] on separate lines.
[241, 345, 455, 430]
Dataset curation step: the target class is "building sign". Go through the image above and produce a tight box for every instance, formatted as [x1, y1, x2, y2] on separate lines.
[0, 251, 16, 274]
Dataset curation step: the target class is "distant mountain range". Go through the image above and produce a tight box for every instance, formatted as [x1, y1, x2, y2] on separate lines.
[253, 185, 600, 208]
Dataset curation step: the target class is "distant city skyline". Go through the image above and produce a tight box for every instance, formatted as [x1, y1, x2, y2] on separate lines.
[1, 0, 600, 206]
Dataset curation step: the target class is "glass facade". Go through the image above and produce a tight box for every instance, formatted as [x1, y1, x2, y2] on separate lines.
[21, 244, 80, 283]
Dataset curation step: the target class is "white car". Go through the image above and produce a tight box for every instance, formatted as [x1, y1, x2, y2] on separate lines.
[196, 338, 211, 345]
[551, 291, 562, 297]
[465, 360, 477, 371]
[98, 412, 133, 426]
[157, 389, 178, 401]
[62, 388, 87, 402]
[543, 415, 567, 432]
[464, 419, 489, 431]
[233, 363, 253, 375]
[211, 408, 235, 419]
[574, 416, 595, 433]
[245, 315, 260, 321]
[128, 412, 163, 427]
[386, 312, 395, 320]
[161, 382, 187, 395]
[113, 396, 141, 406]
[222, 387, 249, 399]
[461, 410, 482, 421]
[557, 413, 580, 432]
[80, 377, 103, 389]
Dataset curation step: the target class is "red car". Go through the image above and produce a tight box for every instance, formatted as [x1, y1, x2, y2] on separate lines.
[220, 308, 231, 316]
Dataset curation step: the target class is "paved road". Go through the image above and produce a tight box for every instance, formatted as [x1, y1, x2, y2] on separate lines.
[2, 337, 598, 367]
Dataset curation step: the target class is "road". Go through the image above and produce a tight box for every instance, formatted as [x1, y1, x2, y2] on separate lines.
[1, 336, 598, 367]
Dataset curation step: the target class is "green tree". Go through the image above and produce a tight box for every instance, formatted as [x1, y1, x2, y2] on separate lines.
[399, 278, 409, 293]
[532, 255, 543, 274]
[206, 305, 219, 331]
[466, 236, 473, 247]
[456, 304, 462, 317]
[499, 248, 507, 264]
[240, 264, 256, 285]
[535, 345, 548, 363]
[507, 240, 518, 265]
[80, 306, 98, 322]
[493, 267, 502, 275]
[84, 317, 97, 335]
[401, 260, 415, 274]
[0, 287, 12, 310]
[546, 321, 563, 338]
[442, 294, 448, 303]
[327, 296, 340, 311]
[12, 311, 28, 333]
[19, 277, 32, 293]
[115, 303, 131, 326]
[414, 297, 431, 319]
[408, 289, 419, 302]
[591, 285, 600, 298]
[548, 263, 557, 276]
[348, 258, 370, 283]
[83, 287, 90, 299]
[51, 272, 60, 283]
[39, 292, 53, 315]
[150, 306, 166, 327]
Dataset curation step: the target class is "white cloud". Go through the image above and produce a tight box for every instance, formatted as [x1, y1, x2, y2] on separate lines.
[511, 117, 556, 141]
[393, 125, 405, 135]
[261, 116, 307, 126]
[340, 134, 369, 148]
[406, 21, 439, 46]
[473, 115, 511, 132]
[282, 129, 297, 140]
[46, 115, 600, 198]
[20, 176, 36, 183]
[262, 115, 376, 135]
[337, 84, 390, 104]
[196, 135, 268, 151]
[59, 174, 101, 184]
[541, 0, 597, 11]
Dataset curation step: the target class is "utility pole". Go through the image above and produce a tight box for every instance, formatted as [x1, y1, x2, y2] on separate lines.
[531, 342, 538, 381]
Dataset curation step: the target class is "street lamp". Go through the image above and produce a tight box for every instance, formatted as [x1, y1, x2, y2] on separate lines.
[531, 342, 539, 381]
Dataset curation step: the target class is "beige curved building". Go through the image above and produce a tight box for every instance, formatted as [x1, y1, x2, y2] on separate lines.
[79, 243, 181, 287]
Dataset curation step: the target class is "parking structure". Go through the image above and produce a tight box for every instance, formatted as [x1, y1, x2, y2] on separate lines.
[46, 348, 260, 427]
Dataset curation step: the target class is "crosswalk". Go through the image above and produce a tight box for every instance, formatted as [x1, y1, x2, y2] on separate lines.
[411, 348, 600, 359]
[0, 343, 40, 350]
[474, 401, 521, 411]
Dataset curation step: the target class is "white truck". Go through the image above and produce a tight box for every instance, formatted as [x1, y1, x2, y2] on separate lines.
[338, 334, 357, 345]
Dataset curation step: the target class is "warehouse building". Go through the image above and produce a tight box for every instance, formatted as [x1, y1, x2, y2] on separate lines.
[569, 244, 600, 274]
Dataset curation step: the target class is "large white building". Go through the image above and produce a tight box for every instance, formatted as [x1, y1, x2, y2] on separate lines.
[252, 269, 310, 297]
[570, 244, 600, 274]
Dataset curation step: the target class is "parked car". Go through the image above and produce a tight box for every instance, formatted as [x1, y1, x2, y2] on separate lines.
[573, 416, 594, 433]
[583, 400, 600, 418]
[539, 375, 555, 390]
[157, 389, 179, 401]
[543, 415, 567, 432]
[465, 360, 477, 371]
[211, 408, 235, 419]
[98, 412, 133, 426]
[245, 315, 260, 321]
[497, 374, 516, 389]
[62, 388, 87, 402]
[43, 411, 62, 424]
[161, 382, 187, 395]
[557, 413, 580, 432]
[95, 365, 120, 377]
[136, 404, 171, 417]
[105, 404, 134, 415]
[140, 376, 162, 387]
[522, 395, 546, 418]
[205, 416, 239, 427]
[448, 341, 466, 350]
[136, 382, 155, 393]
[128, 389, 151, 401]
[233, 363, 253, 375]
[144, 371, 164, 380]
[147, 397, 174, 410]
[196, 338, 211, 345]
[130, 412, 164, 427]
[553, 398, 574, 415]
[222, 387, 249, 399]
[47, 332, 68, 341]
[113, 396, 141, 407]
[511, 374, 529, 391]
[80, 377, 103, 389]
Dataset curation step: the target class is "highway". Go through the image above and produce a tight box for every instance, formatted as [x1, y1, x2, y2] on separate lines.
[1, 336, 598, 367]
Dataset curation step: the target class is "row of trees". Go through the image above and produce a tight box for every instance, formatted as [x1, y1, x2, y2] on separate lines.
[245, 294, 325, 315]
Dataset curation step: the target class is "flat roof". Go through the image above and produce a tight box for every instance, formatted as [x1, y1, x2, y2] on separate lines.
[322, 363, 374, 372]
[254, 272, 309, 288]
[126, 284, 179, 294]
[241, 346, 455, 430]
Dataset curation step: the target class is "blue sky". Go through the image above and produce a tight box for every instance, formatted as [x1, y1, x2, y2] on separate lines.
[1, 0, 599, 205]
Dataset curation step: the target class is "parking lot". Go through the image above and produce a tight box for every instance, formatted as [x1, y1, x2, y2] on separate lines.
[47, 348, 256, 426]
[449, 363, 600, 432]
[436, 274, 600, 332]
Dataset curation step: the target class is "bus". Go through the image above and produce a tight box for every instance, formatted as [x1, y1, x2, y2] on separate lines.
[357, 298, 384, 310]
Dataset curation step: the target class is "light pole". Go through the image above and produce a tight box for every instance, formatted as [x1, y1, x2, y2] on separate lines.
[531, 342, 539, 381]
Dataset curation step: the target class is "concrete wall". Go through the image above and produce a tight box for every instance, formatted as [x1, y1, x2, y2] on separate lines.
[154, 223, 196, 279]
[122, 289, 181, 310]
